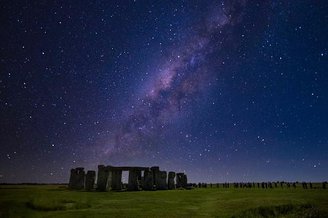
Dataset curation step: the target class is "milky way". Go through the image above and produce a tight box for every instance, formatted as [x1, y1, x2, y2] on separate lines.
[1, 0, 327, 183]
[102, 0, 268, 160]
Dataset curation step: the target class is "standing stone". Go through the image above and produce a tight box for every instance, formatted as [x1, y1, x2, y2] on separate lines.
[151, 166, 160, 189]
[143, 168, 154, 190]
[157, 171, 168, 190]
[168, 172, 176, 190]
[68, 167, 85, 190]
[176, 173, 182, 188]
[85, 171, 96, 191]
[182, 174, 188, 188]
[128, 169, 141, 191]
[68, 169, 76, 189]
[176, 173, 187, 188]
[302, 182, 308, 189]
[111, 169, 123, 191]
[96, 165, 111, 191]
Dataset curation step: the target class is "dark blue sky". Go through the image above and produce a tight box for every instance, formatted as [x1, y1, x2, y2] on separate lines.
[1, 0, 327, 183]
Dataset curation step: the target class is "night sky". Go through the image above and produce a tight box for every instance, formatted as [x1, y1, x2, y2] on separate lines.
[1, 0, 327, 184]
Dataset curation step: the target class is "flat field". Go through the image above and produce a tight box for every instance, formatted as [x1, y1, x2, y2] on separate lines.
[1, 184, 327, 217]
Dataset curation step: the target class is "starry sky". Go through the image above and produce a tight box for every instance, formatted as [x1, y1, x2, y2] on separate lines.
[1, 0, 327, 183]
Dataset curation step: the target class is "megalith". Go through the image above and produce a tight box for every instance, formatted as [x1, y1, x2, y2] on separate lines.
[68, 167, 85, 190]
[151, 166, 160, 189]
[128, 169, 141, 191]
[142, 168, 154, 190]
[85, 170, 96, 191]
[176, 173, 187, 188]
[110, 169, 123, 191]
[168, 171, 176, 190]
[156, 171, 168, 190]
[96, 165, 111, 191]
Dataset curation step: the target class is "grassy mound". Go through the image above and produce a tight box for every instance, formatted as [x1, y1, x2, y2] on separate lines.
[25, 199, 90, 211]
[0, 185, 328, 217]
[232, 203, 320, 218]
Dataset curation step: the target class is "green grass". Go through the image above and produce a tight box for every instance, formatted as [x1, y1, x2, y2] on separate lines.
[0, 185, 327, 217]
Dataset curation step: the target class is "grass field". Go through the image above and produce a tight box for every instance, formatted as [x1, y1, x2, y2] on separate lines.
[1, 184, 328, 218]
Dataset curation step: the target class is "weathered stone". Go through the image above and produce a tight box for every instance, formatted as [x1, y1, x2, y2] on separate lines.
[85, 170, 96, 191]
[150, 166, 160, 187]
[68, 167, 85, 190]
[150, 166, 160, 189]
[149, 167, 167, 190]
[176, 173, 187, 188]
[183, 174, 188, 187]
[68, 169, 76, 189]
[142, 168, 154, 190]
[176, 173, 183, 188]
[111, 169, 123, 191]
[70, 165, 187, 193]
[128, 169, 141, 191]
[302, 182, 308, 189]
[156, 171, 167, 190]
[168, 171, 176, 190]
[96, 165, 111, 191]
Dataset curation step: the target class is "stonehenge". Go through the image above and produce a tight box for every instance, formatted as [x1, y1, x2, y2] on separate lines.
[69, 165, 187, 192]
[69, 166, 328, 192]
